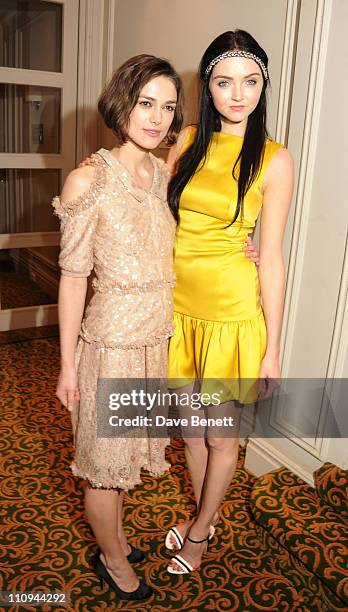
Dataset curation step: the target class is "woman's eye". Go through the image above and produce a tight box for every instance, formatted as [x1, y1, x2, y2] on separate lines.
[217, 80, 229, 87]
[246, 79, 257, 86]
[139, 100, 151, 107]
[164, 105, 175, 112]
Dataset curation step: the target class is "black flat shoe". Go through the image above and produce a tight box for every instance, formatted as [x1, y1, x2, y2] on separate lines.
[89, 552, 153, 601]
[127, 545, 145, 564]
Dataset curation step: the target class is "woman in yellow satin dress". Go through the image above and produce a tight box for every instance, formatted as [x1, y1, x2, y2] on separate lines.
[165, 30, 294, 575]
[169, 129, 281, 386]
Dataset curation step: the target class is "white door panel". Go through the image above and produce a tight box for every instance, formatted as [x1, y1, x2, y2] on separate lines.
[0, 0, 79, 331]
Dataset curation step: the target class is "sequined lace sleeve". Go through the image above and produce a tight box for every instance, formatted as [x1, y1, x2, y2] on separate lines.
[52, 157, 106, 277]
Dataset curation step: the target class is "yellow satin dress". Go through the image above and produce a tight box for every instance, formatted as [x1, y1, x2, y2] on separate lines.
[168, 127, 283, 402]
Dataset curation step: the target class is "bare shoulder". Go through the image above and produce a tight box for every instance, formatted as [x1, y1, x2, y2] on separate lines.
[60, 165, 96, 203]
[167, 125, 196, 171]
[176, 125, 195, 148]
[264, 146, 294, 191]
[267, 147, 293, 176]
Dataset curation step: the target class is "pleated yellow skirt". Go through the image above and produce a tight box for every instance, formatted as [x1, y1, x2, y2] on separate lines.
[168, 310, 267, 404]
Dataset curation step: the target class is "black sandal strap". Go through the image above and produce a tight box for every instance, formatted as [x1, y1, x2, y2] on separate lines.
[174, 555, 193, 572]
[187, 535, 209, 544]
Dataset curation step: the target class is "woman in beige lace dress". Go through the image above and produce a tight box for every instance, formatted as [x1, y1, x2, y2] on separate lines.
[53, 55, 183, 601]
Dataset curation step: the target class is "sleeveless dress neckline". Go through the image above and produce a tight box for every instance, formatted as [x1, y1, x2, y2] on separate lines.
[213, 131, 244, 139]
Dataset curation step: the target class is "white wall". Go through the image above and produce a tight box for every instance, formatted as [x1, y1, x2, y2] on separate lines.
[283, 0, 348, 378]
[113, 0, 287, 134]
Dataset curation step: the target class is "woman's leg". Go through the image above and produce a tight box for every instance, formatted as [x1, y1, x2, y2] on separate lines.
[168, 384, 219, 545]
[116, 490, 132, 555]
[168, 383, 208, 544]
[180, 383, 208, 504]
[177, 382, 209, 504]
[183, 436, 208, 504]
[168, 401, 242, 570]
[84, 486, 139, 591]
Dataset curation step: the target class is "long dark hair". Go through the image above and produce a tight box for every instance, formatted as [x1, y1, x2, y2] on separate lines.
[168, 30, 269, 222]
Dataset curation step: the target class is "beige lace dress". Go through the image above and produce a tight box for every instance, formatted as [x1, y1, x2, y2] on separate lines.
[52, 148, 176, 489]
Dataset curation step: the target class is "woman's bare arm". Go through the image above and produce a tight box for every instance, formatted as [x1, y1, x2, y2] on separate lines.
[56, 166, 95, 409]
[258, 147, 294, 376]
[58, 276, 87, 370]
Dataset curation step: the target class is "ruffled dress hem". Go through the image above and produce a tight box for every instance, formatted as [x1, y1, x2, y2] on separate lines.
[70, 458, 171, 491]
[168, 310, 267, 404]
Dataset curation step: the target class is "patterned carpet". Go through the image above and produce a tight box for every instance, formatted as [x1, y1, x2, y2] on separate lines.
[0, 338, 329, 611]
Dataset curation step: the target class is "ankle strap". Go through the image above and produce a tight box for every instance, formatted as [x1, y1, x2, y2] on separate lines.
[187, 535, 209, 544]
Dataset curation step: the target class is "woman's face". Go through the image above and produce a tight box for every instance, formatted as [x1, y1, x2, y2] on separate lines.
[127, 76, 177, 149]
[209, 56, 264, 129]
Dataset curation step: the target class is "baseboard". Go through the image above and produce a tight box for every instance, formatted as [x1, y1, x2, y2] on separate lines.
[244, 437, 322, 485]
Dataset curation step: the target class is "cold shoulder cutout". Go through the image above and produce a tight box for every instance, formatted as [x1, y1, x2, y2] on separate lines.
[52, 154, 107, 219]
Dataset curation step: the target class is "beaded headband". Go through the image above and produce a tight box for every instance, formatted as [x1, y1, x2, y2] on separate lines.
[204, 50, 269, 81]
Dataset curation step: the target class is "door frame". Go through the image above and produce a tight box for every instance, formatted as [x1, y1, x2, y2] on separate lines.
[0, 0, 107, 331]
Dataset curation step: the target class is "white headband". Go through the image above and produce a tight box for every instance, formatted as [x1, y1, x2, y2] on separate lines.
[204, 50, 269, 81]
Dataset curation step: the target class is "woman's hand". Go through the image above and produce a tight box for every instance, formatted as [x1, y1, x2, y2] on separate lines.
[243, 235, 260, 266]
[259, 352, 280, 379]
[79, 157, 93, 168]
[258, 352, 281, 399]
[56, 366, 80, 411]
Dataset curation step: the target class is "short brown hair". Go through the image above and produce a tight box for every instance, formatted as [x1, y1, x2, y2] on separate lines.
[98, 54, 184, 145]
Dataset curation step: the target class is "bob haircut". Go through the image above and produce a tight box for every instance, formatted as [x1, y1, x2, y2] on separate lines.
[98, 54, 184, 146]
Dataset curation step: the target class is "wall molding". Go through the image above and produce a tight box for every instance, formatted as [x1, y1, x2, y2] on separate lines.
[98, 0, 117, 149]
[0, 304, 57, 331]
[275, 0, 300, 145]
[319, 231, 348, 465]
[104, 0, 116, 80]
[326, 231, 348, 379]
[76, 0, 106, 162]
[244, 437, 321, 485]
[280, 0, 333, 376]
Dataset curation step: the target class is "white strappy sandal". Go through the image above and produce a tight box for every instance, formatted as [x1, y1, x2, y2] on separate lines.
[167, 533, 210, 574]
[165, 523, 215, 552]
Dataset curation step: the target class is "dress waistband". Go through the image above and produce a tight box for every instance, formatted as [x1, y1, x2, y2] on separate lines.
[92, 276, 176, 294]
[80, 323, 175, 349]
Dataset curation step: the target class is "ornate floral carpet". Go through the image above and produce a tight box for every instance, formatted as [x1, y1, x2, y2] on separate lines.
[0, 338, 328, 611]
